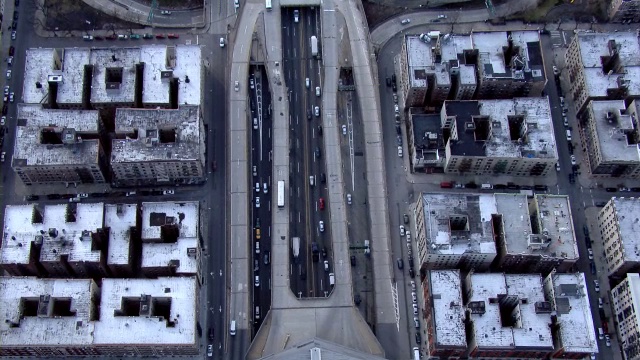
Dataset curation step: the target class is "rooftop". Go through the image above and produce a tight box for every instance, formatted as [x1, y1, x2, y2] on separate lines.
[23, 48, 59, 105]
[141, 201, 198, 239]
[104, 204, 137, 267]
[444, 98, 557, 159]
[420, 193, 497, 256]
[574, 32, 640, 99]
[608, 197, 640, 263]
[468, 273, 553, 350]
[89, 48, 140, 104]
[1, 203, 105, 266]
[429, 270, 466, 348]
[111, 106, 203, 163]
[547, 273, 598, 354]
[473, 31, 545, 82]
[12, 104, 101, 167]
[496, 194, 578, 260]
[93, 277, 197, 345]
[0, 277, 97, 346]
[588, 100, 640, 163]
[410, 114, 445, 163]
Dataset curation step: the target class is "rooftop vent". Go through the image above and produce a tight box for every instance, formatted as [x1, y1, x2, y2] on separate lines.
[468, 300, 486, 314]
[534, 301, 553, 314]
[187, 247, 197, 258]
[139, 294, 151, 317]
[47, 75, 63, 83]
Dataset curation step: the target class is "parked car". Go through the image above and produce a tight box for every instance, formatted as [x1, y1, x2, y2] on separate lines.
[401, 18, 411, 25]
[105, 34, 117, 40]
[11, 31, 16, 40]
[83, 35, 93, 41]
[143, 33, 154, 39]
[155, 34, 166, 39]
[129, 34, 140, 40]
[161, 10, 172, 15]
[594, 280, 600, 292]
[6, 70, 11, 79]
[9, 46, 15, 56]
[167, 33, 179, 39]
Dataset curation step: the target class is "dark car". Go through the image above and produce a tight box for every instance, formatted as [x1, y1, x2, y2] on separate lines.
[143, 33, 154, 39]
[415, 333, 421, 344]
[11, 20, 17, 30]
[155, 34, 166, 39]
[94, 35, 103, 40]
[397, 258, 404, 270]
[403, 214, 409, 224]
[534, 185, 548, 191]
[386, 77, 391, 87]
[354, 294, 361, 305]
[8, 46, 14, 56]
[350, 255, 356, 266]
[13, 12, 18, 21]
[590, 261, 596, 275]
[47, 194, 62, 200]
[25, 195, 39, 201]
[595, 201, 607, 207]
[2, 104, 7, 115]
[392, 83, 397, 92]
[408, 257, 414, 268]
[320, 173, 326, 184]
[211, 160, 217, 171]
[14, 0, 19, 6]
[322, 247, 327, 258]
[263, 251, 270, 265]
[105, 34, 117, 40]
[208, 327, 214, 341]
[583, 225, 589, 236]
[317, 125, 323, 136]
[314, 147, 321, 158]
[606, 187, 618, 192]
[307, 110, 312, 120]
[167, 33, 179, 39]
[493, 184, 507, 189]
[568, 173, 575, 184]
[395, 125, 401, 135]
[632, 187, 640, 192]
[507, 184, 520, 190]
[409, 268, 415, 278]
[466, 182, 478, 189]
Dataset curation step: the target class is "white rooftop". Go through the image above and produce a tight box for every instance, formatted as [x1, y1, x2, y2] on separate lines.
[588, 100, 640, 163]
[141, 201, 198, 240]
[429, 270, 466, 348]
[1, 203, 105, 266]
[140, 45, 202, 105]
[141, 237, 199, 274]
[13, 104, 101, 166]
[93, 277, 197, 345]
[496, 194, 578, 259]
[104, 204, 137, 267]
[608, 197, 640, 263]
[575, 32, 640, 99]
[57, 48, 91, 105]
[89, 48, 139, 104]
[468, 273, 553, 350]
[23, 48, 59, 105]
[111, 106, 203, 163]
[420, 193, 497, 256]
[0, 277, 97, 346]
[478, 98, 557, 159]
[473, 31, 545, 82]
[547, 273, 599, 354]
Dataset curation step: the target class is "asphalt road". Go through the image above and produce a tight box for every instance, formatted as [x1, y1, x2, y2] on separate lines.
[281, 7, 332, 298]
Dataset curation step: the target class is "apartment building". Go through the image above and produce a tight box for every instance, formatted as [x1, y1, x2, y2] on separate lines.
[611, 273, 640, 360]
[441, 98, 558, 177]
[140, 201, 201, 279]
[104, 203, 139, 277]
[493, 194, 579, 274]
[565, 32, 640, 116]
[580, 99, 640, 178]
[597, 197, 640, 277]
[609, 0, 640, 23]
[399, 30, 546, 108]
[11, 104, 107, 186]
[0, 277, 198, 356]
[407, 113, 446, 172]
[414, 193, 497, 271]
[111, 106, 205, 187]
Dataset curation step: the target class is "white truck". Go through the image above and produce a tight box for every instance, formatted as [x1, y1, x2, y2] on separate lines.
[310, 35, 318, 57]
[292, 237, 300, 263]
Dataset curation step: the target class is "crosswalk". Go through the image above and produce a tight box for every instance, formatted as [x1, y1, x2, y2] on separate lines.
[550, 30, 569, 47]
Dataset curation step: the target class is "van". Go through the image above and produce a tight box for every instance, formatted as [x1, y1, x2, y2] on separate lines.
[566, 129, 572, 141]
[305, 78, 310, 88]
[412, 347, 420, 360]
[598, 327, 604, 340]
[481, 183, 493, 190]
[230, 320, 237, 336]
[255, 306, 260, 320]
[309, 176, 315, 186]
[315, 86, 321, 97]
[329, 273, 335, 286]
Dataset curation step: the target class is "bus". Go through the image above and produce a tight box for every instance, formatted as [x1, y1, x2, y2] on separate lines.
[277, 180, 285, 208]
[265, 0, 272, 11]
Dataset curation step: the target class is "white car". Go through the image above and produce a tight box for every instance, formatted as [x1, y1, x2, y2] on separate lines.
[254, 275, 260, 287]
[401, 18, 411, 25]
[219, 37, 225, 47]
[161, 10, 172, 15]
[6, 70, 11, 79]
[6, 56, 12, 66]
[438, 14, 447, 19]
[319, 221, 324, 232]
[605, 335, 611, 347]
[11, 31, 16, 40]
[398, 146, 403, 157]
[207, 344, 213, 357]
[78, 193, 89, 198]
[234, 81, 239, 92]
[410, 281, 416, 291]
[555, 162, 560, 172]
[412, 304, 418, 315]
[255, 182, 260, 192]
[563, 116, 569, 127]
[250, 78, 255, 89]
[594, 280, 600, 292]
[163, 190, 174, 195]
[9, 92, 14, 103]
[400, 225, 405, 236]
[82, 35, 93, 41]
[253, 118, 258, 129]
[263, 183, 268, 194]
[588, 248, 593, 260]
[3, 86, 9, 96]
[234, 0, 239, 8]
[412, 292, 417, 303]
[553, 66, 559, 75]
[0, 116, 5, 126]
[347, 193, 352, 205]
[570, 155, 577, 166]
[255, 196, 261, 208]
[0, 151, 5, 162]
[342, 125, 347, 135]
[314, 106, 320, 117]
[293, 9, 299, 23]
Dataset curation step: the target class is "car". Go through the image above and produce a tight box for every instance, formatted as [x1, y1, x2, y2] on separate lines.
[255, 196, 260, 208]
[605, 335, 611, 347]
[400, 225, 405, 236]
[83, 35, 93, 41]
[6, 70, 11, 79]
[394, 104, 399, 113]
[319, 197, 325, 210]
[105, 34, 117, 40]
[594, 280, 600, 292]
[588, 248, 593, 260]
[396, 135, 402, 146]
[293, 9, 299, 22]
[255, 275, 260, 287]
[397, 258, 404, 269]
[314, 147, 321, 158]
[347, 193, 352, 205]
[0, 151, 5, 162]
[10, 31, 16, 40]
[598, 297, 604, 309]
[253, 118, 258, 129]
[605, 187, 617, 192]
[9, 93, 14, 103]
[620, 186, 631, 192]
[412, 304, 418, 315]
[234, 81, 240, 92]
[3, 94, 7, 103]
[5, 57, 10, 66]
[553, 66, 559, 75]
[255, 182, 260, 192]
[117, 34, 128, 40]
[13, 11, 18, 21]
[234, 0, 239, 8]
[401, 18, 411, 25]
[403, 214, 409, 224]
[207, 344, 213, 357]
[255, 228, 261, 239]
[143, 33, 154, 39]
[2, 104, 7, 115]
[77, 193, 88, 198]
[570, 155, 577, 165]
[386, 77, 391, 87]
[219, 37, 225, 47]
[24, 195, 39, 201]
[0, 116, 4, 126]
[595, 201, 606, 207]
[314, 106, 320, 117]
[415, 333, 421, 344]
[161, 10, 172, 15]
[342, 124, 347, 135]
[563, 116, 569, 127]
[413, 317, 420, 329]
[307, 110, 312, 120]
[250, 78, 255, 89]
[632, 187, 640, 192]
[438, 14, 447, 19]
[555, 162, 560, 172]
[320, 173, 326, 183]
[8, 46, 15, 56]
[398, 146, 403, 157]
[322, 247, 327, 258]
[252, 165, 257, 176]
[409, 268, 415, 277]
[264, 251, 270, 265]
[167, 33, 179, 39]
[317, 125, 323, 136]
[412, 292, 417, 303]
[155, 34, 166, 39]
[209, 327, 215, 341]
[350, 255, 356, 266]
[319, 221, 324, 232]
[14, 0, 19, 6]
[263, 183, 268, 194]
[568, 173, 575, 183]
[129, 34, 140, 40]
[410, 281, 416, 291]
[94, 35, 103, 40]
[324, 260, 329, 271]
[163, 190, 174, 195]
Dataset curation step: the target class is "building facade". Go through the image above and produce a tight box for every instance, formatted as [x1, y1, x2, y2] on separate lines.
[598, 197, 640, 277]
[609, 0, 640, 23]
[611, 273, 640, 360]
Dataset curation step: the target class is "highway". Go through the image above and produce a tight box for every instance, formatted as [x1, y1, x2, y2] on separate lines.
[281, 7, 332, 298]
